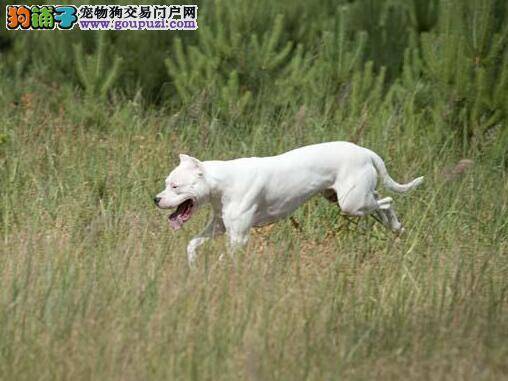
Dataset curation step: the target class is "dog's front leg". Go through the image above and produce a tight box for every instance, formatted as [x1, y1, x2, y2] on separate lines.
[187, 213, 225, 265]
[222, 204, 256, 258]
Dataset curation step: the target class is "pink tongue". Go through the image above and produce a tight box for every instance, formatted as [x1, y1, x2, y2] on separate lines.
[169, 215, 183, 230]
[168, 201, 191, 230]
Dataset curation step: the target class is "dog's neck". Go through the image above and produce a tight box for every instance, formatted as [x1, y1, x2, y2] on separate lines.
[202, 160, 228, 198]
[202, 160, 246, 201]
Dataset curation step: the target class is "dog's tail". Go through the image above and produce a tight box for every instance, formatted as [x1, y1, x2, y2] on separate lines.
[371, 152, 424, 193]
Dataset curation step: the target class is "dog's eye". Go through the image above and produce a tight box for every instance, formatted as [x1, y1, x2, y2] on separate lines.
[171, 184, 178, 189]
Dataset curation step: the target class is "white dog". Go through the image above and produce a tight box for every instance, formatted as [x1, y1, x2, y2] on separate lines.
[154, 141, 423, 264]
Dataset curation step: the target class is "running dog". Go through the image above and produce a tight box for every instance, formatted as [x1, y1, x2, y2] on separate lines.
[154, 142, 424, 264]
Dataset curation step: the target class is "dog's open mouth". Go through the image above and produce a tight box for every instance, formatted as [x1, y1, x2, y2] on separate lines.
[168, 199, 195, 230]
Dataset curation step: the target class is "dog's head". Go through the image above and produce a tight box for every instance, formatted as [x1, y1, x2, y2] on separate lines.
[154, 154, 210, 230]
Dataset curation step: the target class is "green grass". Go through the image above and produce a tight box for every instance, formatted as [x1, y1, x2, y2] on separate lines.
[0, 0, 507, 378]
[0, 88, 506, 380]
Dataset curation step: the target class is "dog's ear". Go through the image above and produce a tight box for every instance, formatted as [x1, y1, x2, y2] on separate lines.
[179, 154, 204, 174]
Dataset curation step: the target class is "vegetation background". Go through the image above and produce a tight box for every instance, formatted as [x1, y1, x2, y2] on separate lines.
[0, 0, 507, 379]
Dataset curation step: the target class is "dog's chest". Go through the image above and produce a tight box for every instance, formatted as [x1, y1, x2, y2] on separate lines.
[252, 189, 318, 226]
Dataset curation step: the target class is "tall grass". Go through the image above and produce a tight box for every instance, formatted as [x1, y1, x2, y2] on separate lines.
[0, 0, 507, 379]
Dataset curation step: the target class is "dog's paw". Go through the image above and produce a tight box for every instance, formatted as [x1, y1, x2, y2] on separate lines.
[393, 224, 405, 236]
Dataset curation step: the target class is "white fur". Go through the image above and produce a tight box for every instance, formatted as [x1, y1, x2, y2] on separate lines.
[155, 142, 424, 265]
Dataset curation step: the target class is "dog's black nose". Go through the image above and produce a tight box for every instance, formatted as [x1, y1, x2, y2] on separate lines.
[153, 197, 161, 205]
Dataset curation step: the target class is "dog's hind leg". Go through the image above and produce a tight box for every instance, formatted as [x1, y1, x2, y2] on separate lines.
[336, 169, 380, 217]
[187, 213, 225, 265]
[376, 196, 393, 210]
[382, 205, 403, 233]
[335, 166, 399, 217]
[372, 191, 403, 233]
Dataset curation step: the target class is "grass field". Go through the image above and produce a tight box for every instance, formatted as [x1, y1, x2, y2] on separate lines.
[0, 87, 506, 380]
[1, 0, 508, 379]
